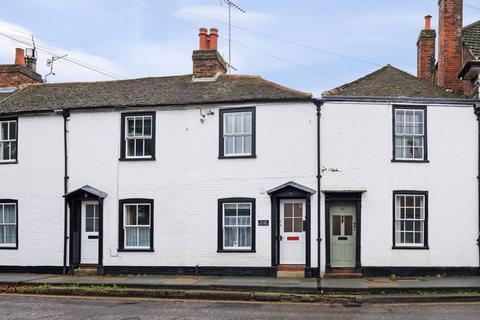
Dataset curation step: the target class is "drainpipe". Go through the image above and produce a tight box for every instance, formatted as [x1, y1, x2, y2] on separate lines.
[55, 109, 70, 275]
[314, 99, 324, 283]
[475, 104, 480, 273]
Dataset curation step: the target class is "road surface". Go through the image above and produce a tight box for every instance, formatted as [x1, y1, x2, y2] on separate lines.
[1, 294, 479, 319]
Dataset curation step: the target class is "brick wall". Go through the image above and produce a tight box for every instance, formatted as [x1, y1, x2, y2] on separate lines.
[417, 29, 436, 82]
[0, 65, 42, 88]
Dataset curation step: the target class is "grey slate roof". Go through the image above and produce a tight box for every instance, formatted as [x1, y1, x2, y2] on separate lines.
[0, 74, 312, 115]
[463, 20, 480, 59]
[65, 185, 108, 199]
[322, 65, 465, 98]
[267, 181, 316, 195]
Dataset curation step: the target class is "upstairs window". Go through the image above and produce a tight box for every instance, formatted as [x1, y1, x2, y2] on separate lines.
[393, 107, 427, 161]
[219, 108, 256, 158]
[0, 118, 17, 163]
[0, 200, 17, 249]
[120, 112, 155, 160]
[393, 192, 428, 249]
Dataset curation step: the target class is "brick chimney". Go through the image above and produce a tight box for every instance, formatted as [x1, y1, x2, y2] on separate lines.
[0, 48, 42, 88]
[192, 28, 227, 79]
[437, 0, 463, 91]
[417, 15, 436, 82]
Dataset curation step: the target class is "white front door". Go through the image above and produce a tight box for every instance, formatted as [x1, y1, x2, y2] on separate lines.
[330, 204, 356, 268]
[279, 200, 306, 265]
[81, 201, 99, 265]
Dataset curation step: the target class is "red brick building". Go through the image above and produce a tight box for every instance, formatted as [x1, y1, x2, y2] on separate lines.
[418, 0, 480, 97]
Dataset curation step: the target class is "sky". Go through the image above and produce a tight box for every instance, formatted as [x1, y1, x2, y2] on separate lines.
[0, 0, 479, 96]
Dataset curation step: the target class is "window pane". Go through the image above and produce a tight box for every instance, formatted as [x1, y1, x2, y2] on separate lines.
[238, 227, 251, 247]
[234, 136, 243, 154]
[344, 216, 353, 236]
[244, 135, 252, 154]
[138, 227, 150, 247]
[135, 118, 143, 136]
[414, 147, 423, 159]
[136, 139, 144, 156]
[405, 232, 414, 243]
[332, 216, 341, 236]
[405, 221, 414, 231]
[10, 142, 16, 159]
[0, 226, 3, 244]
[395, 147, 404, 159]
[127, 119, 135, 137]
[144, 139, 152, 156]
[405, 208, 414, 219]
[294, 203, 303, 218]
[415, 196, 423, 207]
[126, 227, 137, 247]
[144, 117, 152, 136]
[284, 217, 293, 232]
[127, 139, 135, 157]
[225, 136, 234, 155]
[86, 205, 95, 219]
[4, 205, 15, 223]
[234, 113, 242, 133]
[284, 203, 293, 217]
[137, 205, 150, 225]
[243, 112, 252, 133]
[224, 226, 237, 247]
[9, 121, 16, 140]
[86, 218, 94, 232]
[0, 122, 8, 140]
[293, 217, 303, 232]
[406, 196, 414, 207]
[224, 114, 233, 134]
[5, 225, 15, 244]
[125, 205, 137, 225]
[2, 142, 10, 160]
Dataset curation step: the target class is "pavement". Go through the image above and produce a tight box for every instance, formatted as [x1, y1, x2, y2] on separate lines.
[1, 273, 480, 293]
[1, 294, 480, 320]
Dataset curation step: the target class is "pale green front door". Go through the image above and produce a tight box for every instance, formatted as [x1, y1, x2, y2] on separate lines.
[330, 204, 356, 268]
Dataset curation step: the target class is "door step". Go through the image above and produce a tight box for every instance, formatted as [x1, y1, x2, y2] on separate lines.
[325, 268, 362, 278]
[277, 265, 305, 278]
[75, 266, 97, 276]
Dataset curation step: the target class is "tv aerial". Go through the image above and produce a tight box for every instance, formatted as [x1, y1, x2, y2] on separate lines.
[220, 0, 246, 73]
[45, 54, 69, 82]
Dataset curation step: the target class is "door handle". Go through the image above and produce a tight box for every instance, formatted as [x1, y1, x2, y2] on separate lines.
[279, 236, 283, 241]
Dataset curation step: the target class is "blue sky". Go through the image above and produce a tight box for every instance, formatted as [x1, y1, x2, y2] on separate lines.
[0, 0, 478, 96]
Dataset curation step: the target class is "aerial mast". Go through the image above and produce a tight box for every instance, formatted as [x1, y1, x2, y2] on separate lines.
[221, 0, 245, 73]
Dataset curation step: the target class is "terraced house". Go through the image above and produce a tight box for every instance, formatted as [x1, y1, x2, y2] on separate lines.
[1, 0, 480, 279]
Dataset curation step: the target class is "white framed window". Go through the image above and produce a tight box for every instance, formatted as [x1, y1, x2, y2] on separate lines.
[218, 198, 255, 251]
[0, 201, 17, 248]
[393, 107, 426, 161]
[122, 202, 152, 250]
[121, 113, 155, 160]
[0, 119, 17, 163]
[393, 192, 428, 248]
[220, 108, 255, 158]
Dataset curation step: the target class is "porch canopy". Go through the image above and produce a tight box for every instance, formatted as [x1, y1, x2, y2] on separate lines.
[64, 185, 108, 202]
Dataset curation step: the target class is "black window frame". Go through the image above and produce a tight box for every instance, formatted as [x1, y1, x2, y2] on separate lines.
[0, 199, 18, 250]
[217, 197, 256, 253]
[0, 117, 18, 164]
[118, 198, 154, 252]
[120, 112, 156, 161]
[392, 105, 428, 163]
[218, 107, 256, 159]
[392, 190, 429, 250]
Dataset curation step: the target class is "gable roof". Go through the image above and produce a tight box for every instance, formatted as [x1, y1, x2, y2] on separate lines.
[463, 20, 480, 59]
[0, 74, 312, 115]
[322, 65, 465, 99]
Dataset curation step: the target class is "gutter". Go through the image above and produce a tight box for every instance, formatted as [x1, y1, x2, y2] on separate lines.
[55, 109, 70, 275]
[323, 95, 479, 106]
[314, 99, 324, 284]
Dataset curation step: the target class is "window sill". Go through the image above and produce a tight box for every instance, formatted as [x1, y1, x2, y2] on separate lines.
[218, 155, 257, 160]
[391, 159, 429, 163]
[0, 161, 18, 165]
[117, 248, 154, 252]
[0, 246, 18, 250]
[392, 246, 429, 250]
[217, 249, 256, 253]
[119, 157, 155, 162]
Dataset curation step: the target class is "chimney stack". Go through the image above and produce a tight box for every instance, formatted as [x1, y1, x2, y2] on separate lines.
[417, 15, 436, 82]
[192, 27, 227, 79]
[437, 0, 463, 91]
[0, 48, 42, 88]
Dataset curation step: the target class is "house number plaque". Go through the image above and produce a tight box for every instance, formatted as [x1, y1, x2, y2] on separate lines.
[258, 220, 269, 226]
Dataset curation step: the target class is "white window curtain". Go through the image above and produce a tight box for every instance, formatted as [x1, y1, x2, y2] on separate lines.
[223, 203, 252, 249]
[124, 204, 151, 248]
[0, 203, 16, 246]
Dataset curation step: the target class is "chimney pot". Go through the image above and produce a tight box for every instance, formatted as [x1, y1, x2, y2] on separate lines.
[199, 28, 209, 50]
[424, 15, 432, 30]
[209, 28, 219, 50]
[15, 48, 25, 66]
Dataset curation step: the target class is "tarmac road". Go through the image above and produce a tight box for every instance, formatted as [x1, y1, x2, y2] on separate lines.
[1, 294, 480, 320]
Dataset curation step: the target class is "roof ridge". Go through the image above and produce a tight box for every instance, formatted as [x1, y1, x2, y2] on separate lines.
[253, 76, 312, 98]
[463, 19, 480, 31]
